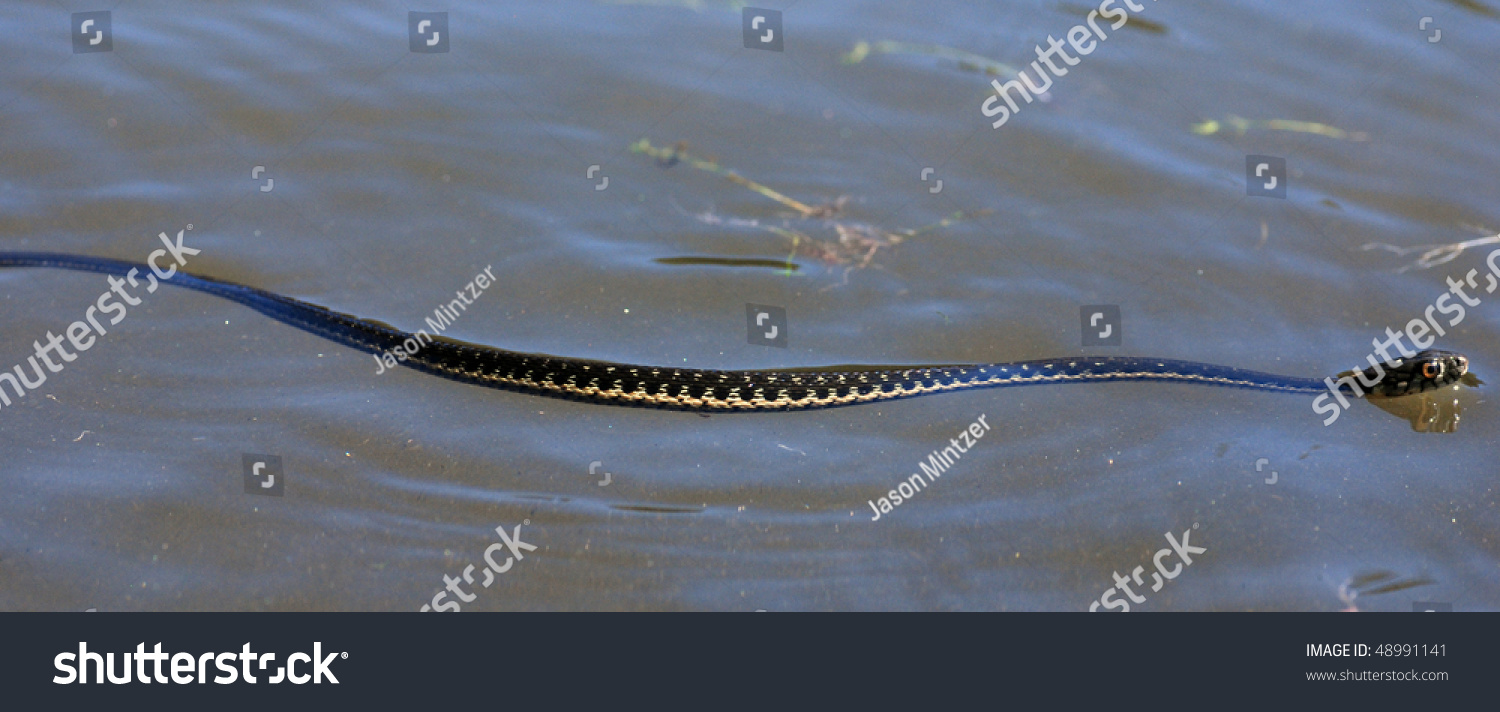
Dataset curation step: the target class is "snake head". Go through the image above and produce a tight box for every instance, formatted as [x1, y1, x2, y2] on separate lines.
[1365, 349, 1470, 397]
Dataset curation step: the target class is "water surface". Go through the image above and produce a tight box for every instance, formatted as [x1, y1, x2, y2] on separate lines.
[1, 0, 1498, 611]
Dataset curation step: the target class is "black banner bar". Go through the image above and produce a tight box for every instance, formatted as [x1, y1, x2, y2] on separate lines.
[2, 613, 1490, 707]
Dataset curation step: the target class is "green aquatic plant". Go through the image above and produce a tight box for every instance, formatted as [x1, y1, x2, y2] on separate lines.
[1192, 115, 1369, 141]
[631, 138, 991, 287]
[841, 40, 1019, 78]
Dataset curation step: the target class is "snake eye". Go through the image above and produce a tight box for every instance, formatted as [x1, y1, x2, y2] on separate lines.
[1422, 362, 1443, 380]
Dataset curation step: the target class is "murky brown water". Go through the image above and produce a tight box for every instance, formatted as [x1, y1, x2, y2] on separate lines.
[1, 0, 1497, 611]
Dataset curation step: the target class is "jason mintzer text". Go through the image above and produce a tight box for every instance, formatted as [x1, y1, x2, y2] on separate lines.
[373, 264, 495, 374]
[868, 413, 991, 521]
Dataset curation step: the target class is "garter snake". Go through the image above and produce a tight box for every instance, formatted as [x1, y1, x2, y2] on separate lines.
[0, 252, 1470, 411]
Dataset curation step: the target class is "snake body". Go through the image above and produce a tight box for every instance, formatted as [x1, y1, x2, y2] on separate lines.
[0, 252, 1469, 411]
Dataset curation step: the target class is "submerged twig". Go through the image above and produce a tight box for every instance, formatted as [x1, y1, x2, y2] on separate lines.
[1360, 230, 1500, 273]
[635, 138, 992, 286]
[630, 139, 818, 216]
[900, 209, 994, 239]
